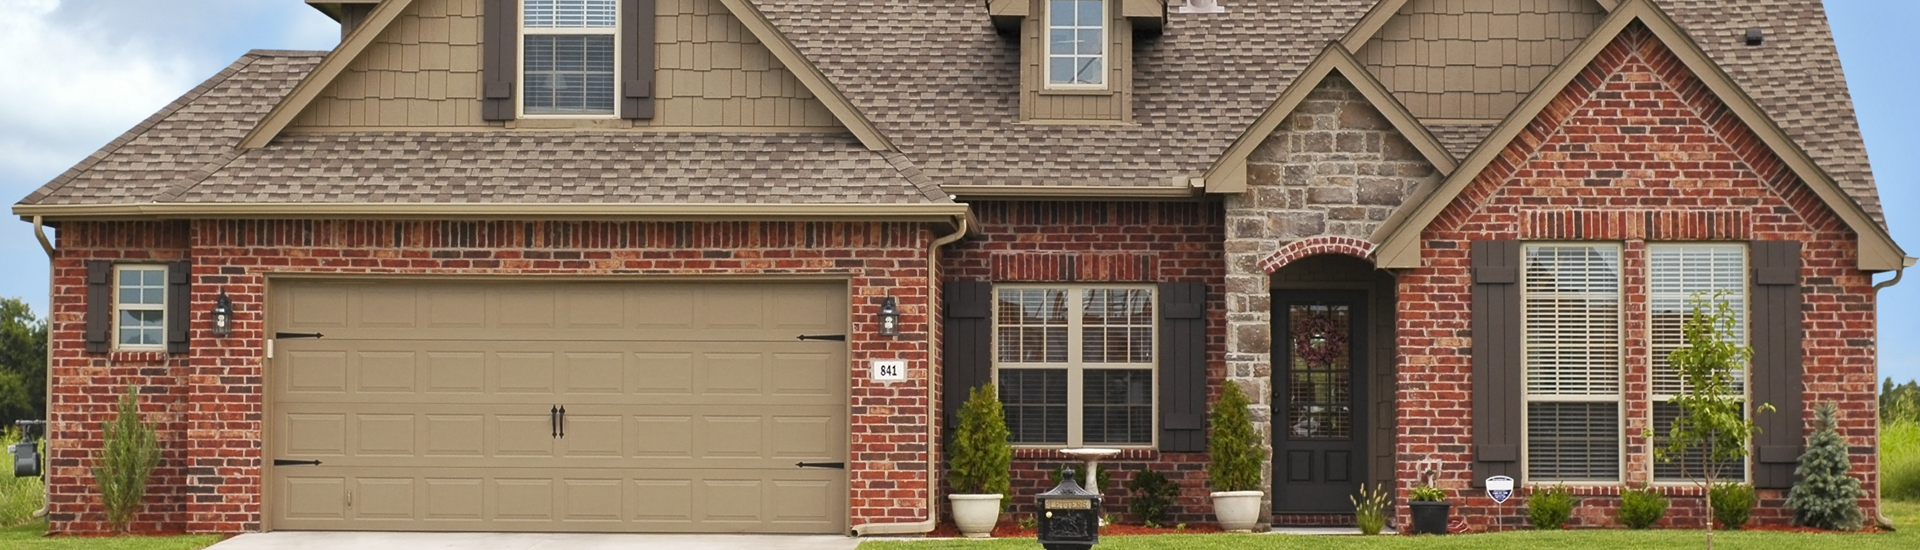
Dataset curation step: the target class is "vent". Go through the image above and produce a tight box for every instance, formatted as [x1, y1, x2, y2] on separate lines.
[1175, 0, 1225, 14]
[1745, 28, 1765, 46]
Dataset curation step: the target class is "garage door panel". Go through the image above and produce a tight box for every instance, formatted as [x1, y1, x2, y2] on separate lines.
[491, 415, 555, 457]
[354, 414, 415, 456]
[353, 478, 417, 520]
[289, 286, 349, 328]
[490, 478, 555, 521]
[355, 351, 418, 393]
[285, 413, 347, 456]
[426, 289, 486, 328]
[562, 479, 624, 522]
[630, 479, 693, 522]
[282, 476, 347, 520]
[425, 414, 484, 456]
[427, 352, 486, 393]
[495, 352, 556, 393]
[355, 287, 418, 328]
[285, 351, 348, 394]
[559, 415, 622, 458]
[770, 416, 834, 458]
[425, 478, 484, 520]
[633, 352, 695, 394]
[772, 352, 837, 396]
[498, 289, 557, 329]
[561, 352, 624, 394]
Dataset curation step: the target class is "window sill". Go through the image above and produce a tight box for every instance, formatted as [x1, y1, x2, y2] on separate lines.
[1038, 87, 1116, 96]
[507, 118, 632, 130]
[1015, 119, 1138, 127]
[108, 350, 171, 364]
[1012, 447, 1159, 460]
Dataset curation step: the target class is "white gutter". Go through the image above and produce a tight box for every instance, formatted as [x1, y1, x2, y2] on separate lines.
[30, 216, 51, 519]
[1871, 255, 1916, 531]
[850, 215, 968, 536]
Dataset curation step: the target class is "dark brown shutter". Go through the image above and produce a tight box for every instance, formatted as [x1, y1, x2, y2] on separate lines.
[1470, 240, 1523, 487]
[84, 260, 111, 353]
[620, 0, 656, 119]
[1158, 282, 1207, 452]
[942, 281, 994, 440]
[481, 0, 518, 121]
[1750, 240, 1803, 489]
[166, 261, 191, 354]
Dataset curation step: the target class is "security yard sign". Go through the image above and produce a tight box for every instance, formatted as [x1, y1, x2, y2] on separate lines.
[1486, 475, 1514, 504]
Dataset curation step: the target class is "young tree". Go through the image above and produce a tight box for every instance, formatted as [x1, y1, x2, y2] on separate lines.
[0, 297, 48, 425]
[94, 385, 161, 533]
[1656, 292, 1772, 550]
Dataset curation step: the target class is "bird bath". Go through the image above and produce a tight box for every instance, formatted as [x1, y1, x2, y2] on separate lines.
[1058, 448, 1122, 494]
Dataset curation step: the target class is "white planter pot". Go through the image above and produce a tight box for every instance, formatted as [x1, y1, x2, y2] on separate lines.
[1210, 490, 1264, 532]
[948, 494, 1003, 538]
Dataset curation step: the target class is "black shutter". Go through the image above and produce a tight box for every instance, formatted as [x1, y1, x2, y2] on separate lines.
[85, 260, 111, 353]
[1158, 282, 1207, 452]
[620, 0, 656, 119]
[943, 281, 994, 440]
[1750, 240, 1803, 489]
[1470, 240, 1523, 487]
[166, 261, 191, 354]
[481, 0, 518, 121]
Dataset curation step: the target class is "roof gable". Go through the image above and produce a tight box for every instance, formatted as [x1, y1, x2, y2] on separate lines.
[1369, 0, 1903, 271]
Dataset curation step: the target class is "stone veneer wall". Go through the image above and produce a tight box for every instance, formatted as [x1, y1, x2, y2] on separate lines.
[1221, 74, 1440, 520]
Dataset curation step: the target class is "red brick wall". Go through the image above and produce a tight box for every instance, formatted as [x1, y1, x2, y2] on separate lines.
[46, 219, 936, 534]
[1397, 24, 1880, 531]
[938, 200, 1226, 525]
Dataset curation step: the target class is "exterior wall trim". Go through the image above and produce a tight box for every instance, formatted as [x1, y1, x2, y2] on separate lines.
[14, 203, 970, 223]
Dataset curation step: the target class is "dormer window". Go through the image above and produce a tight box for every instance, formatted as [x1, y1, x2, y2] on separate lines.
[1047, 0, 1107, 89]
[521, 0, 618, 116]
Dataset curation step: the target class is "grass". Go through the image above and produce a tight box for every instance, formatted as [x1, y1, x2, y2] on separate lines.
[1, 430, 46, 527]
[1885, 419, 1920, 502]
[857, 500, 1920, 550]
[0, 523, 223, 550]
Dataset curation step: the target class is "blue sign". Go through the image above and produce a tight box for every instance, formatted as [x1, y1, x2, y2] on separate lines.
[1486, 475, 1515, 504]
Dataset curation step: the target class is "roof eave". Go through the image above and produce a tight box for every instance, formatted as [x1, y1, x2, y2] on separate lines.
[13, 202, 971, 223]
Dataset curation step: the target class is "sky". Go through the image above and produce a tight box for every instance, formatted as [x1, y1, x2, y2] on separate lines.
[0, 1, 1916, 386]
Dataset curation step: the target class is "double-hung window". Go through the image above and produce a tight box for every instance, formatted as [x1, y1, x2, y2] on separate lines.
[1649, 243, 1748, 482]
[995, 285, 1155, 447]
[1045, 0, 1106, 88]
[1522, 244, 1623, 482]
[116, 265, 168, 350]
[521, 0, 618, 116]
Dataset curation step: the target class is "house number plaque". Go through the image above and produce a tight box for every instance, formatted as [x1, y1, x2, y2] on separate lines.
[871, 360, 906, 382]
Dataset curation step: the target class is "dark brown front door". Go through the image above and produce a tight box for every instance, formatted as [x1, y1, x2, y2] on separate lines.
[1272, 290, 1366, 513]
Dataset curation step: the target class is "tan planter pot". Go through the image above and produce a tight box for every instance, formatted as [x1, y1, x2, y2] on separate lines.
[948, 494, 1003, 538]
[1210, 490, 1264, 532]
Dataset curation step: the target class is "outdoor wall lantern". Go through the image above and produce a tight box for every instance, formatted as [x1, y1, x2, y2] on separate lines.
[1036, 467, 1100, 550]
[212, 291, 234, 338]
[879, 296, 900, 337]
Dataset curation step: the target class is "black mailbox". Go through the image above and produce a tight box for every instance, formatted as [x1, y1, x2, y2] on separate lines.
[1036, 467, 1100, 550]
[11, 420, 42, 478]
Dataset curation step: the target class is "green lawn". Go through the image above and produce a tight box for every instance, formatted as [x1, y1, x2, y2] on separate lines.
[858, 501, 1920, 550]
[0, 522, 224, 550]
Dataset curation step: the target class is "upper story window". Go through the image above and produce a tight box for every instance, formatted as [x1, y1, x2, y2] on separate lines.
[1046, 0, 1106, 88]
[1522, 243, 1622, 482]
[522, 0, 618, 116]
[116, 265, 168, 350]
[995, 285, 1155, 447]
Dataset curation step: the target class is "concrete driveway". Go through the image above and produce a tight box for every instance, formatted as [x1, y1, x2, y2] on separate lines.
[206, 531, 863, 550]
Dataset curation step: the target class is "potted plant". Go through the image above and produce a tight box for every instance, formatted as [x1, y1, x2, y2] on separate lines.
[1407, 483, 1451, 535]
[947, 384, 1011, 537]
[1207, 381, 1265, 532]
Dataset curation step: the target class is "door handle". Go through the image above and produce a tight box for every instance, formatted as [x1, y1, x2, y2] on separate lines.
[558, 405, 566, 438]
[551, 405, 559, 439]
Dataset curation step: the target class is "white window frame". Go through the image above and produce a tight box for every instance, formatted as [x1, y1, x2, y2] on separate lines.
[114, 264, 168, 351]
[1519, 242, 1624, 485]
[1646, 242, 1752, 485]
[1042, 0, 1108, 90]
[518, 0, 621, 119]
[992, 283, 1156, 448]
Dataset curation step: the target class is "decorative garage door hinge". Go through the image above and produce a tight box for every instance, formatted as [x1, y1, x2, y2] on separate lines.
[795, 334, 846, 341]
[273, 459, 322, 466]
[795, 462, 846, 469]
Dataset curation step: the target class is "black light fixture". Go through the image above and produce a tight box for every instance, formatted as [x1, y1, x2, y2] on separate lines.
[212, 291, 234, 338]
[879, 296, 900, 337]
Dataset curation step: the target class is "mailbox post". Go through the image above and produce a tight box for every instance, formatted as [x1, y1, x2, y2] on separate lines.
[1036, 467, 1100, 550]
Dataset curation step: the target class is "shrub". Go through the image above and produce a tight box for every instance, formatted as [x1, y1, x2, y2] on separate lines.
[1350, 483, 1388, 535]
[0, 428, 45, 527]
[1048, 463, 1111, 494]
[1124, 469, 1178, 527]
[947, 384, 1011, 498]
[1615, 486, 1668, 529]
[1409, 485, 1445, 502]
[1527, 485, 1575, 530]
[1710, 482, 1755, 529]
[1206, 381, 1263, 492]
[94, 385, 161, 533]
[1884, 419, 1920, 502]
[1787, 402, 1865, 530]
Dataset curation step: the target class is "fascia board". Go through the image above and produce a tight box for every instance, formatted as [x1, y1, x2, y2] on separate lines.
[13, 202, 971, 223]
[942, 185, 1199, 199]
[719, 0, 895, 152]
[240, 0, 416, 149]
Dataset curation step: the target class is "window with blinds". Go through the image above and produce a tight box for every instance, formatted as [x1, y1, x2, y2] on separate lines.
[522, 0, 617, 115]
[1522, 244, 1622, 481]
[994, 285, 1155, 446]
[1649, 243, 1748, 481]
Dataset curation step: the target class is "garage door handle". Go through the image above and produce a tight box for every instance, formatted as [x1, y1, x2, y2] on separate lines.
[274, 459, 322, 466]
[795, 462, 845, 469]
[558, 406, 566, 438]
[551, 406, 560, 438]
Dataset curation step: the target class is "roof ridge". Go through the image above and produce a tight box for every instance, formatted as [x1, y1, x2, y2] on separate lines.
[245, 49, 332, 57]
[17, 53, 264, 207]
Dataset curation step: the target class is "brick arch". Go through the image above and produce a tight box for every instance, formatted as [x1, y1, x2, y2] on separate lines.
[1260, 236, 1376, 273]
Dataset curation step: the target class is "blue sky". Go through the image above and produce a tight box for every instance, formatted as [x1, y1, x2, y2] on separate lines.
[0, 1, 1916, 385]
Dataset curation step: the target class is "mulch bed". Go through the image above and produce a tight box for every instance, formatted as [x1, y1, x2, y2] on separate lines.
[924, 520, 1225, 538]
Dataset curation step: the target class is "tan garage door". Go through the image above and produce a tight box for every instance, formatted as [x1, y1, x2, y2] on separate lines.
[266, 280, 848, 533]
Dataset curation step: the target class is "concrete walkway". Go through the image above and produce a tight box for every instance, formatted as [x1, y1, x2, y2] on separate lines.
[206, 531, 861, 550]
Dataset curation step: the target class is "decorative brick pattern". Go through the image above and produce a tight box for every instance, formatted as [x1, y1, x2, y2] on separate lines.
[1399, 24, 1879, 531]
[46, 219, 936, 534]
[1259, 235, 1376, 273]
[940, 200, 1225, 526]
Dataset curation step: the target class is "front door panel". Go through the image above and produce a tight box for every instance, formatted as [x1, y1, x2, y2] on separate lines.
[1273, 291, 1366, 513]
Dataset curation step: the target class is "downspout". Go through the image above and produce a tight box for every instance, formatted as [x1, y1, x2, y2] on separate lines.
[30, 216, 52, 519]
[1871, 256, 1915, 531]
[851, 214, 967, 536]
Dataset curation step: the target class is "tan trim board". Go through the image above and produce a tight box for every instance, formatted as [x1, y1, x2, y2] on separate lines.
[1594, 0, 1621, 10]
[717, 0, 894, 152]
[1338, 0, 1410, 52]
[1368, 0, 1903, 271]
[942, 184, 1198, 199]
[239, 0, 416, 149]
[14, 202, 970, 222]
[281, 125, 852, 134]
[1201, 42, 1457, 194]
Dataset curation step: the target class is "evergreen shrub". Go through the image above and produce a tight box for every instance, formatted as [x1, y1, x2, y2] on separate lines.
[1710, 482, 1755, 529]
[1527, 484, 1576, 530]
[1786, 402, 1865, 530]
[94, 385, 160, 533]
[1615, 486, 1668, 529]
[1206, 381, 1263, 492]
[1124, 469, 1178, 527]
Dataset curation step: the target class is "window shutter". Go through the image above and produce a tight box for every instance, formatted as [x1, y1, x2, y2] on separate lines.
[166, 261, 191, 354]
[1157, 282, 1207, 452]
[1750, 240, 1803, 489]
[85, 260, 111, 353]
[481, 0, 519, 121]
[942, 281, 994, 441]
[1471, 240, 1523, 487]
[620, 0, 656, 120]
